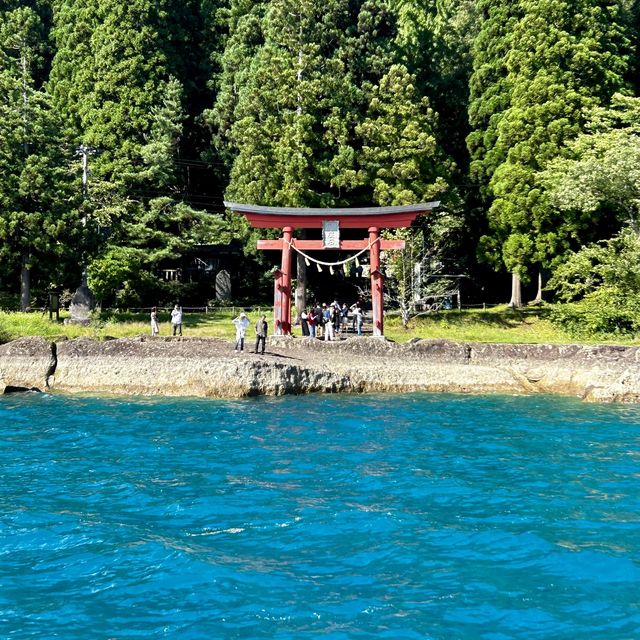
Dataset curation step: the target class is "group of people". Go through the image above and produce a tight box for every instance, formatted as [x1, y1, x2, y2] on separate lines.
[150, 301, 363, 348]
[232, 312, 268, 354]
[150, 304, 183, 337]
[299, 301, 364, 340]
[150, 305, 268, 354]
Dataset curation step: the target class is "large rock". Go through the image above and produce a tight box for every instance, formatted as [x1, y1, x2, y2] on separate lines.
[51, 337, 351, 397]
[0, 337, 56, 393]
[268, 337, 640, 402]
[3, 335, 640, 402]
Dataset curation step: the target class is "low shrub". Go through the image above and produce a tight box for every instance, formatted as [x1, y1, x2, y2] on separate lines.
[548, 287, 640, 338]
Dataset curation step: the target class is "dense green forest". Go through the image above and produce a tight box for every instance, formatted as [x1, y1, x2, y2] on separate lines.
[1, 0, 640, 333]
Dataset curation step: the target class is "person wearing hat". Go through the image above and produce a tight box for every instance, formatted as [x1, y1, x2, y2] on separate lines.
[232, 312, 250, 351]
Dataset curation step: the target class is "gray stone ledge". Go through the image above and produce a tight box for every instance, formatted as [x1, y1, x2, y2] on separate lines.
[1, 336, 639, 402]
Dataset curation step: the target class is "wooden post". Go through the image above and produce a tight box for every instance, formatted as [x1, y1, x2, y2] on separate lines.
[369, 227, 384, 337]
[273, 269, 283, 335]
[280, 226, 293, 335]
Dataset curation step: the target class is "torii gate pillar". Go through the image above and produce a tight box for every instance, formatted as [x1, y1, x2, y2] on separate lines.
[275, 226, 294, 335]
[369, 226, 383, 337]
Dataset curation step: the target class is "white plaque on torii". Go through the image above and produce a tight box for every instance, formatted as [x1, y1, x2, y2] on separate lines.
[322, 220, 340, 248]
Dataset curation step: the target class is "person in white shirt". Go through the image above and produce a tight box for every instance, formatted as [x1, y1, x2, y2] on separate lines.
[150, 306, 159, 336]
[170, 305, 183, 336]
[232, 312, 250, 351]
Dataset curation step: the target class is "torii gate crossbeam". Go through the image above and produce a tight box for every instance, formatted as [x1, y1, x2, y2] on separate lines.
[225, 202, 439, 337]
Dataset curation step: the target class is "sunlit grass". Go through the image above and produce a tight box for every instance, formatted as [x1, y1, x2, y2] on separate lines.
[1, 304, 639, 346]
[383, 306, 640, 345]
[0, 308, 262, 343]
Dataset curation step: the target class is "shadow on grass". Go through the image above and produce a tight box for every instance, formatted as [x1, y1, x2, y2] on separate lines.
[388, 306, 551, 330]
[445, 307, 550, 328]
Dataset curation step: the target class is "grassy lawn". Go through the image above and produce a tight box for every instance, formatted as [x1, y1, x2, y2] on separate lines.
[0, 305, 638, 346]
[0, 308, 250, 343]
[382, 306, 578, 344]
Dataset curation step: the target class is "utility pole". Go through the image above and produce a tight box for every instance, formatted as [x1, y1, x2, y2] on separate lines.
[13, 38, 31, 310]
[294, 13, 307, 318]
[75, 144, 98, 226]
[68, 145, 98, 323]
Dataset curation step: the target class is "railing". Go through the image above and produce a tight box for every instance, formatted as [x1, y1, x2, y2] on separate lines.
[124, 306, 273, 316]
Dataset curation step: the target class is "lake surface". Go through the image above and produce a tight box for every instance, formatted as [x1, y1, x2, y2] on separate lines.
[1, 392, 639, 639]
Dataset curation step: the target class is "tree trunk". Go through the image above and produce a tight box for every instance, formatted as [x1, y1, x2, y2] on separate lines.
[531, 270, 543, 305]
[295, 251, 307, 318]
[20, 251, 30, 311]
[508, 271, 522, 308]
[400, 299, 410, 328]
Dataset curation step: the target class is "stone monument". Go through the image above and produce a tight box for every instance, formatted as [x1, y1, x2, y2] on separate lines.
[215, 269, 232, 301]
[67, 279, 94, 325]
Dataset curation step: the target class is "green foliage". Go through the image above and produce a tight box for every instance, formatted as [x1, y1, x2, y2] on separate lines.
[398, 0, 478, 170]
[357, 64, 452, 206]
[219, 0, 355, 208]
[549, 289, 640, 337]
[548, 227, 640, 336]
[468, 0, 633, 279]
[0, 6, 83, 302]
[541, 93, 640, 234]
[87, 246, 145, 303]
[548, 227, 640, 301]
[47, 1, 234, 306]
[467, 0, 521, 192]
[214, 0, 457, 209]
[541, 94, 640, 336]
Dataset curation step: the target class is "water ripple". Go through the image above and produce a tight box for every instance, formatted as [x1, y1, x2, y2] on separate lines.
[1, 392, 639, 639]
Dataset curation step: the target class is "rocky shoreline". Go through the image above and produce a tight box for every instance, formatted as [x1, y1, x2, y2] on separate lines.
[1, 335, 640, 402]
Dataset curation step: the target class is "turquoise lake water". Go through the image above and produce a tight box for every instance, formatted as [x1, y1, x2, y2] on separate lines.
[1, 391, 639, 639]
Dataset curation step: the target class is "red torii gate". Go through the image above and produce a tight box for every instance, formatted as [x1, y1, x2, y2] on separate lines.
[225, 201, 439, 337]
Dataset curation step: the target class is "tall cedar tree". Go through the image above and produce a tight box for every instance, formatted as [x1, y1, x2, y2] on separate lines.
[0, 5, 81, 309]
[48, 0, 230, 305]
[393, 0, 478, 286]
[471, 0, 631, 304]
[466, 0, 523, 303]
[211, 0, 358, 305]
[397, 0, 478, 173]
[215, 0, 453, 208]
[353, 0, 460, 315]
[48, 0, 97, 138]
[467, 0, 522, 193]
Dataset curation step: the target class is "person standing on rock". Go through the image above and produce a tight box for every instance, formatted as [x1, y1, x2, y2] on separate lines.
[340, 303, 349, 334]
[315, 303, 324, 338]
[300, 309, 309, 337]
[307, 308, 317, 338]
[324, 304, 335, 341]
[232, 312, 250, 351]
[353, 303, 363, 336]
[171, 304, 183, 336]
[150, 306, 159, 336]
[332, 301, 341, 335]
[254, 314, 268, 354]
